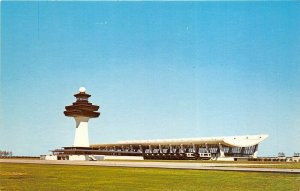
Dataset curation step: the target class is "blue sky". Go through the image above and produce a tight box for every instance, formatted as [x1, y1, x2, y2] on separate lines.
[1, 2, 299, 156]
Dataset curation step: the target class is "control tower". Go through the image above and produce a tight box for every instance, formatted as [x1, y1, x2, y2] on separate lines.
[64, 87, 100, 147]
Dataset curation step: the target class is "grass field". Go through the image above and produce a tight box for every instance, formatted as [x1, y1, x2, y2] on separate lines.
[1, 163, 299, 191]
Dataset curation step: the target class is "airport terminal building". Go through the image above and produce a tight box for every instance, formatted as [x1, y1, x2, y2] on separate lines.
[51, 134, 268, 161]
[45, 88, 268, 161]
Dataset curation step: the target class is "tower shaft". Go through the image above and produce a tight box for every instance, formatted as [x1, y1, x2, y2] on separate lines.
[74, 117, 90, 147]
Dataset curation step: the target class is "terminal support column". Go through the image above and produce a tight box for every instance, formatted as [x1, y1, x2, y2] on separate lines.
[253, 144, 259, 158]
[218, 143, 225, 158]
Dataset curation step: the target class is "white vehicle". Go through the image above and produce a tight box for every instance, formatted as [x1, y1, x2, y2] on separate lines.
[199, 153, 211, 160]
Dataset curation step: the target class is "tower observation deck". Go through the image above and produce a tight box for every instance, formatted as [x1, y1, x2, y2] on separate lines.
[64, 87, 100, 147]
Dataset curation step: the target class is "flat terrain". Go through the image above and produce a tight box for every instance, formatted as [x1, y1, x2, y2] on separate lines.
[1, 159, 299, 173]
[1, 163, 300, 191]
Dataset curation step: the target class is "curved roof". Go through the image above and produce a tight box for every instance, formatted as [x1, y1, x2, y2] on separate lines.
[91, 134, 268, 147]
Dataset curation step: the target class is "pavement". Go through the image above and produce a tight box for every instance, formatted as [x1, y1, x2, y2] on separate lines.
[0, 159, 299, 174]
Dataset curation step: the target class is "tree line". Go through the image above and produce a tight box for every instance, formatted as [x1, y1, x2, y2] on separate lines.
[0, 150, 13, 157]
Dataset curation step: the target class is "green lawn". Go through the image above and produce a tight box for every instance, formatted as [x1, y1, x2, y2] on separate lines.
[0, 163, 299, 191]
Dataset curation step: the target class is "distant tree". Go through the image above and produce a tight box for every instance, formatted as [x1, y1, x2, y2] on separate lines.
[0, 150, 13, 157]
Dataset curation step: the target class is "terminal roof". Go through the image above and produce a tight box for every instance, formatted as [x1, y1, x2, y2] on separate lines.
[91, 134, 268, 148]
